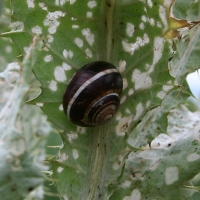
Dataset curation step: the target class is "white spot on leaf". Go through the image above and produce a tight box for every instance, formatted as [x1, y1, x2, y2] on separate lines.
[77, 126, 86, 134]
[147, 0, 153, 7]
[43, 47, 49, 51]
[120, 95, 127, 104]
[132, 69, 152, 90]
[82, 28, 94, 46]
[70, 0, 76, 4]
[119, 60, 126, 73]
[139, 22, 145, 29]
[62, 62, 72, 70]
[123, 78, 128, 90]
[122, 33, 149, 55]
[11, 21, 24, 31]
[146, 101, 151, 107]
[44, 55, 53, 62]
[63, 49, 74, 59]
[43, 11, 65, 34]
[157, 21, 162, 28]
[49, 80, 57, 91]
[115, 112, 122, 120]
[157, 91, 166, 99]
[5, 46, 12, 53]
[60, 153, 68, 161]
[74, 37, 83, 47]
[71, 17, 77, 21]
[49, 22, 60, 34]
[27, 0, 34, 8]
[128, 88, 134, 96]
[130, 189, 141, 200]
[63, 194, 68, 200]
[153, 37, 164, 65]
[126, 23, 135, 37]
[141, 15, 147, 22]
[123, 197, 130, 200]
[54, 66, 66, 82]
[149, 18, 155, 26]
[72, 25, 79, 28]
[163, 0, 172, 7]
[55, 0, 67, 5]
[116, 116, 133, 136]
[121, 180, 131, 189]
[73, 149, 79, 159]
[86, 12, 93, 18]
[85, 48, 93, 58]
[47, 35, 54, 43]
[122, 40, 137, 55]
[159, 5, 168, 32]
[134, 103, 144, 121]
[87, 1, 97, 8]
[57, 167, 64, 173]
[163, 84, 173, 92]
[31, 26, 42, 35]
[125, 108, 131, 114]
[165, 166, 179, 185]
[59, 104, 63, 110]
[39, 2, 47, 10]
[187, 153, 200, 162]
[67, 132, 78, 142]
[143, 33, 150, 44]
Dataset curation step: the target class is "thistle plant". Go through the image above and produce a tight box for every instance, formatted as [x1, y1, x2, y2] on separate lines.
[1, 0, 200, 200]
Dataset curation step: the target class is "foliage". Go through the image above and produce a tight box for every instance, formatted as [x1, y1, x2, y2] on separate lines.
[1, 0, 200, 199]
[0, 2, 60, 200]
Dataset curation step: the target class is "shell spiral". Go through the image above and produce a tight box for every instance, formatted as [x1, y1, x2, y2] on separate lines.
[63, 61, 123, 127]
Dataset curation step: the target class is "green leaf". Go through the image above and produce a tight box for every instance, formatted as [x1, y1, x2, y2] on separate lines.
[172, 0, 199, 21]
[4, 0, 200, 199]
[0, 0, 19, 70]
[0, 37, 53, 200]
[110, 106, 200, 200]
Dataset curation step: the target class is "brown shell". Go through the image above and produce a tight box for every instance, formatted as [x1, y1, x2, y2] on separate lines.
[63, 61, 123, 127]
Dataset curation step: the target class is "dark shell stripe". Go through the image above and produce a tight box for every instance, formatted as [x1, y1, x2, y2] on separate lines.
[67, 68, 118, 119]
[89, 94, 120, 125]
[87, 93, 119, 124]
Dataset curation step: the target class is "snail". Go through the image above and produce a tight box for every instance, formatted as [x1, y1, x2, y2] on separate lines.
[63, 61, 123, 127]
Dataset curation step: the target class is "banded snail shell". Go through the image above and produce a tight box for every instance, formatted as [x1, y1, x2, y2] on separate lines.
[63, 61, 123, 127]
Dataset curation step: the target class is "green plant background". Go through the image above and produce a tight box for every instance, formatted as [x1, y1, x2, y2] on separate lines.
[0, 0, 200, 199]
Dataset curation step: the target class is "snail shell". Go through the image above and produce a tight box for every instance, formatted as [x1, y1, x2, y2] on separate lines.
[63, 61, 123, 127]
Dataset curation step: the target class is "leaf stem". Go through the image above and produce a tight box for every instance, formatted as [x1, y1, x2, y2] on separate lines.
[98, 0, 119, 65]
[81, 1, 120, 199]
[81, 124, 110, 200]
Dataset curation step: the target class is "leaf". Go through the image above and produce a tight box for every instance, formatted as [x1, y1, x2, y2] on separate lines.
[170, 25, 200, 83]
[172, 0, 199, 21]
[7, 1, 174, 199]
[3, 0, 200, 199]
[128, 1, 200, 149]
[0, 37, 53, 200]
[110, 106, 200, 200]
[0, 0, 19, 70]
